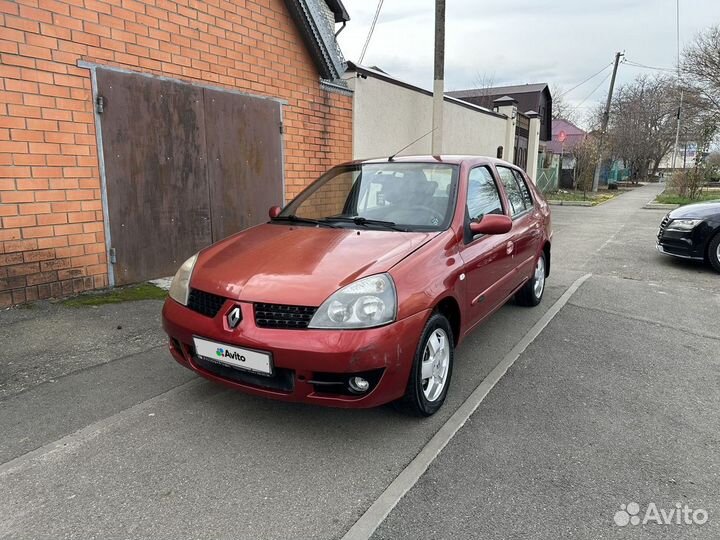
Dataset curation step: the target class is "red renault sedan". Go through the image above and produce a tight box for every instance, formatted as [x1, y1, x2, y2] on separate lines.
[162, 156, 552, 416]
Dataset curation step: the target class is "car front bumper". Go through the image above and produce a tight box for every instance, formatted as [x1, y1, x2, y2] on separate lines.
[162, 298, 430, 408]
[656, 229, 706, 261]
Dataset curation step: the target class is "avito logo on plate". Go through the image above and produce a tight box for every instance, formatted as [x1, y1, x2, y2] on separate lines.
[614, 502, 709, 527]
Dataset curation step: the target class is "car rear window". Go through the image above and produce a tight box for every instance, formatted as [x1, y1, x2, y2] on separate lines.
[496, 166, 527, 217]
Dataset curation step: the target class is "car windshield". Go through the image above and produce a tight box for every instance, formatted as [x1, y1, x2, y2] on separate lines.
[278, 163, 459, 231]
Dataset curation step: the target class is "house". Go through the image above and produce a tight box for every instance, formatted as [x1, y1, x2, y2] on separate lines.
[0, 0, 353, 306]
[547, 119, 587, 155]
[546, 119, 588, 188]
[343, 63, 543, 181]
[448, 83, 553, 142]
[447, 84, 551, 174]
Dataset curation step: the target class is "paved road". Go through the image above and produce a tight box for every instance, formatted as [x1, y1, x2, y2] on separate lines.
[1, 184, 718, 539]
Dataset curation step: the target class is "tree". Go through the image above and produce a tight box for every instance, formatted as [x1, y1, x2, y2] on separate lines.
[550, 84, 577, 123]
[572, 136, 600, 194]
[683, 25, 720, 120]
[605, 75, 680, 180]
[466, 71, 496, 109]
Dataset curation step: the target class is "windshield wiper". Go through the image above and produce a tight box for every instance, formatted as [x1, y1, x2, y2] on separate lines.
[321, 216, 409, 232]
[271, 215, 338, 228]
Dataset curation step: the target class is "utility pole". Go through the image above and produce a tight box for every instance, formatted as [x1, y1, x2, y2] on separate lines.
[670, 89, 683, 170]
[670, 0, 682, 172]
[431, 0, 445, 155]
[592, 51, 623, 191]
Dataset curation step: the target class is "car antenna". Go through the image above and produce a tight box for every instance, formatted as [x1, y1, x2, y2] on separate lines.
[388, 127, 437, 161]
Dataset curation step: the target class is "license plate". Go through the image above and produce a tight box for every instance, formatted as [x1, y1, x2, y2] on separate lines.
[193, 337, 273, 376]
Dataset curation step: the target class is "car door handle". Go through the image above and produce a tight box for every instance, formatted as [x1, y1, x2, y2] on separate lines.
[506, 241, 514, 255]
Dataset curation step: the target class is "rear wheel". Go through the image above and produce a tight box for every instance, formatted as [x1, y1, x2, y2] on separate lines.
[708, 232, 720, 273]
[515, 252, 546, 307]
[396, 313, 454, 417]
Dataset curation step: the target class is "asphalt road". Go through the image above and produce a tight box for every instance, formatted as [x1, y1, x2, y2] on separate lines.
[1, 183, 718, 539]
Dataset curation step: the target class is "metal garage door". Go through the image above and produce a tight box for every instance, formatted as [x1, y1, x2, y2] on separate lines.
[95, 68, 283, 285]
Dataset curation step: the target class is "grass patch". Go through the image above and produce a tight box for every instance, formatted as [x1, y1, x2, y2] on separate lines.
[62, 282, 167, 307]
[654, 191, 720, 205]
[546, 190, 617, 205]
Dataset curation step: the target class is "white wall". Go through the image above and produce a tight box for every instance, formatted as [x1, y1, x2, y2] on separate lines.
[345, 73, 508, 160]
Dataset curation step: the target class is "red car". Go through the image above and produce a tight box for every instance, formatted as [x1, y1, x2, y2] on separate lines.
[162, 156, 552, 416]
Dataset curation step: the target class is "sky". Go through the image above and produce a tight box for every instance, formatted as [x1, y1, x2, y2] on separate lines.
[337, 0, 720, 128]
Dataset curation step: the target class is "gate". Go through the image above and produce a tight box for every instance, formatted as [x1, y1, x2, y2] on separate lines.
[95, 68, 283, 285]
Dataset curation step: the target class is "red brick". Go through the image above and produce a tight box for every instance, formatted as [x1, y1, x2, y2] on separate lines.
[37, 213, 68, 225]
[41, 258, 71, 271]
[22, 248, 55, 262]
[26, 271, 58, 286]
[0, 252, 24, 266]
[3, 214, 36, 228]
[22, 225, 55, 238]
[37, 236, 68, 248]
[1, 191, 34, 203]
[6, 262, 40, 277]
[0, 227, 21, 241]
[53, 223, 83, 235]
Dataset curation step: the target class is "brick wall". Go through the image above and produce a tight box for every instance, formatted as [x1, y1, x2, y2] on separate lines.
[0, 0, 353, 307]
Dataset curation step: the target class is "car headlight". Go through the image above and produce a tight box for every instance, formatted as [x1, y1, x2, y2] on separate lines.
[168, 253, 198, 306]
[667, 219, 702, 231]
[308, 273, 397, 329]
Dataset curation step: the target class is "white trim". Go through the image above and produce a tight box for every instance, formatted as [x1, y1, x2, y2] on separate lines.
[86, 65, 116, 287]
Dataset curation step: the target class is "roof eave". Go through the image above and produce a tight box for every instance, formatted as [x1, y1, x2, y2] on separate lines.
[283, 0, 347, 81]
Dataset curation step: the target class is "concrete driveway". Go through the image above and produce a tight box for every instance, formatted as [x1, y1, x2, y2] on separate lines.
[1, 183, 718, 539]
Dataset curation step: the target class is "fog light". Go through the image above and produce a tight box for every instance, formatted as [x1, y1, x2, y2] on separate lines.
[348, 376, 370, 393]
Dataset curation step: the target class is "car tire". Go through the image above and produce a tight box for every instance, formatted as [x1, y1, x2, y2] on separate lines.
[396, 312, 454, 417]
[708, 232, 720, 273]
[515, 251, 546, 307]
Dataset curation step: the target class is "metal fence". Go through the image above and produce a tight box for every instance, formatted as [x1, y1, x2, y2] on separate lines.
[536, 167, 559, 193]
[607, 169, 631, 183]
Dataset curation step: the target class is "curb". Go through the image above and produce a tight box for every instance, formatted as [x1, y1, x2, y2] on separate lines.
[547, 200, 594, 207]
[642, 201, 679, 210]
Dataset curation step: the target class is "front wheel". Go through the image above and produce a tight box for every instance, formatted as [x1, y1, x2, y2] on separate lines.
[515, 252, 546, 307]
[396, 313, 454, 417]
[708, 232, 720, 273]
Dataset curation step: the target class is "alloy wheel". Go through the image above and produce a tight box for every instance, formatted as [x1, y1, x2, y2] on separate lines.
[421, 328, 451, 402]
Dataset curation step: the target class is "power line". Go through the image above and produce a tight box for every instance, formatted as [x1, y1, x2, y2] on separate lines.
[623, 59, 675, 73]
[358, 0, 384, 64]
[566, 71, 613, 111]
[557, 62, 613, 97]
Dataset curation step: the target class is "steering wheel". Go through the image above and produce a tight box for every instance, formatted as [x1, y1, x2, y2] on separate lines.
[387, 205, 445, 225]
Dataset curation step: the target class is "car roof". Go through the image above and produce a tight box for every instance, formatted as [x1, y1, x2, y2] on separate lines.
[349, 155, 518, 168]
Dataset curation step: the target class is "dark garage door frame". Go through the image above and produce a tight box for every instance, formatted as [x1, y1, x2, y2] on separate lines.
[80, 61, 287, 287]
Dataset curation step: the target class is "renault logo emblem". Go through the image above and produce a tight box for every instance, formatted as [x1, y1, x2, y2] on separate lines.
[227, 306, 242, 329]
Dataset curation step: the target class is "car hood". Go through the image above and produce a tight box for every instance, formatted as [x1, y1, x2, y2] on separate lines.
[669, 200, 720, 220]
[190, 223, 438, 305]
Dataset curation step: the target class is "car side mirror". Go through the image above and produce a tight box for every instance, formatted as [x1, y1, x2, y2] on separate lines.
[469, 214, 512, 235]
[268, 206, 282, 218]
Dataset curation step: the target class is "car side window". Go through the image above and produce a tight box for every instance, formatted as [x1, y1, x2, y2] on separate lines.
[466, 166, 503, 221]
[512, 169, 534, 209]
[496, 166, 527, 217]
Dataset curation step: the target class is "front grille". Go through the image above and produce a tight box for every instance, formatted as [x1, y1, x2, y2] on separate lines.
[658, 214, 671, 239]
[254, 303, 317, 329]
[192, 353, 294, 393]
[187, 288, 226, 318]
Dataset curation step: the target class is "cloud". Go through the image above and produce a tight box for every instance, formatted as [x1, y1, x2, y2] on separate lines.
[338, 0, 720, 124]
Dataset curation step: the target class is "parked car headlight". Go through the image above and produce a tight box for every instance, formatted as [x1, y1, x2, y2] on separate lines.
[309, 274, 397, 329]
[168, 253, 198, 306]
[667, 219, 702, 231]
